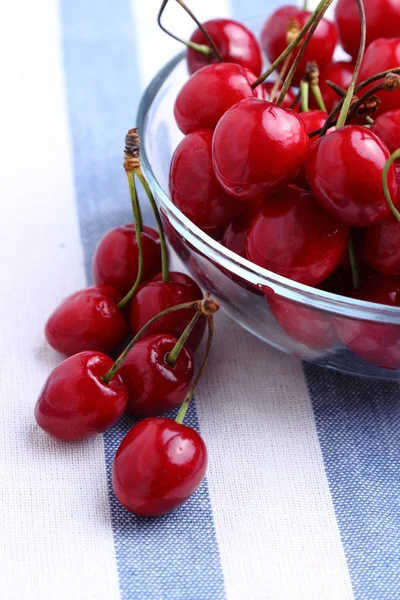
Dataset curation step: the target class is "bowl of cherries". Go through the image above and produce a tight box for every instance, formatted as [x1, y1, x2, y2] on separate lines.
[138, 0, 400, 381]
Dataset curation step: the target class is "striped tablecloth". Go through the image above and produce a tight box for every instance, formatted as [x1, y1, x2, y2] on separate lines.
[1, 1, 399, 599]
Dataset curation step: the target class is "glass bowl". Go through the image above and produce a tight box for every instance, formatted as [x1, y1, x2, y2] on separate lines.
[137, 53, 400, 381]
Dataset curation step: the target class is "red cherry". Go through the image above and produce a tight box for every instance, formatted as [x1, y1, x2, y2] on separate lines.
[306, 125, 398, 227]
[298, 109, 328, 134]
[336, 274, 400, 369]
[174, 63, 257, 134]
[371, 110, 400, 159]
[363, 215, 400, 276]
[112, 417, 207, 517]
[268, 294, 338, 350]
[92, 225, 161, 296]
[221, 209, 256, 258]
[169, 129, 243, 229]
[246, 186, 349, 286]
[262, 82, 297, 109]
[129, 272, 205, 352]
[212, 98, 309, 201]
[261, 6, 337, 87]
[335, 0, 400, 59]
[35, 351, 128, 441]
[314, 61, 354, 112]
[118, 334, 193, 416]
[45, 285, 128, 356]
[359, 39, 400, 116]
[187, 18, 262, 76]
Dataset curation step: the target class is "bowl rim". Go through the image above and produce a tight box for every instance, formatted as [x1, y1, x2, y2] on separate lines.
[137, 51, 400, 325]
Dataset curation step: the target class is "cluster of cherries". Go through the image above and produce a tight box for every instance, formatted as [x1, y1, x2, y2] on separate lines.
[164, 0, 400, 370]
[35, 129, 220, 517]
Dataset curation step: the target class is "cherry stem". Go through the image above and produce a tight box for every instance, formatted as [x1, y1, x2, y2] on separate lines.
[269, 55, 291, 103]
[175, 314, 214, 425]
[336, 0, 366, 128]
[134, 167, 170, 283]
[310, 82, 327, 112]
[165, 312, 201, 368]
[348, 232, 360, 290]
[382, 149, 400, 223]
[102, 296, 219, 384]
[117, 172, 144, 308]
[326, 80, 346, 97]
[303, 0, 309, 9]
[300, 79, 309, 112]
[276, 0, 334, 105]
[290, 90, 301, 110]
[345, 84, 383, 122]
[251, 0, 331, 89]
[157, 0, 222, 61]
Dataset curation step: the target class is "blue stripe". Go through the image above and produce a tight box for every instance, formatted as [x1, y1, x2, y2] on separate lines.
[59, 1, 225, 598]
[304, 364, 400, 600]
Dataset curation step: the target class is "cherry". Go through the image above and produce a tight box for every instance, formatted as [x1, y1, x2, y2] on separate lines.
[363, 215, 400, 276]
[306, 125, 398, 227]
[261, 6, 337, 88]
[129, 272, 205, 352]
[35, 351, 128, 441]
[294, 110, 329, 188]
[246, 185, 349, 287]
[262, 82, 297, 108]
[45, 285, 128, 356]
[174, 63, 257, 134]
[92, 225, 161, 296]
[335, 0, 400, 60]
[359, 39, 400, 116]
[335, 273, 400, 369]
[221, 209, 255, 258]
[169, 129, 243, 230]
[112, 417, 207, 517]
[212, 98, 309, 201]
[315, 61, 354, 112]
[371, 110, 400, 159]
[119, 334, 193, 417]
[187, 18, 262, 76]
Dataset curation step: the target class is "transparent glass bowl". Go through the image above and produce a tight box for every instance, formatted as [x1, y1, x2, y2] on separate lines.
[137, 53, 400, 381]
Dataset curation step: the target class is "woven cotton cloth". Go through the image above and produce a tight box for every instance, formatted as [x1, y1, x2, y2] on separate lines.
[1, 1, 399, 599]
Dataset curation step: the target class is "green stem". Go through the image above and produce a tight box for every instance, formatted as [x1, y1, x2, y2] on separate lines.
[303, 0, 309, 9]
[134, 168, 170, 283]
[157, 0, 221, 60]
[336, 0, 366, 128]
[300, 79, 309, 112]
[382, 150, 400, 223]
[102, 300, 201, 384]
[277, 0, 334, 105]
[310, 82, 327, 112]
[117, 173, 144, 308]
[348, 232, 360, 290]
[165, 312, 201, 368]
[176, 314, 214, 425]
[251, 0, 329, 89]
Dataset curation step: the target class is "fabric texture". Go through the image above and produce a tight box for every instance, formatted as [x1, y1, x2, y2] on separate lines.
[1, 0, 399, 599]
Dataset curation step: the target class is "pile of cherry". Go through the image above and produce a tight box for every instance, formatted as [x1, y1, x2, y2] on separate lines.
[167, 0, 400, 370]
[35, 129, 219, 517]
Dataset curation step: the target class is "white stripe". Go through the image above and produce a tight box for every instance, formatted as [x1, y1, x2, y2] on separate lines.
[196, 313, 354, 600]
[0, 2, 120, 598]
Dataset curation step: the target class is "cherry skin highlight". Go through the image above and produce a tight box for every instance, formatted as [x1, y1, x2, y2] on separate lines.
[306, 126, 398, 227]
[187, 18, 262, 76]
[35, 351, 128, 441]
[212, 98, 309, 201]
[336, 274, 400, 370]
[359, 39, 400, 116]
[112, 417, 207, 517]
[335, 0, 400, 59]
[92, 225, 161, 296]
[129, 272, 205, 352]
[174, 63, 257, 134]
[371, 110, 400, 159]
[45, 285, 128, 356]
[246, 186, 349, 287]
[261, 5, 337, 87]
[169, 129, 243, 230]
[118, 334, 194, 417]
